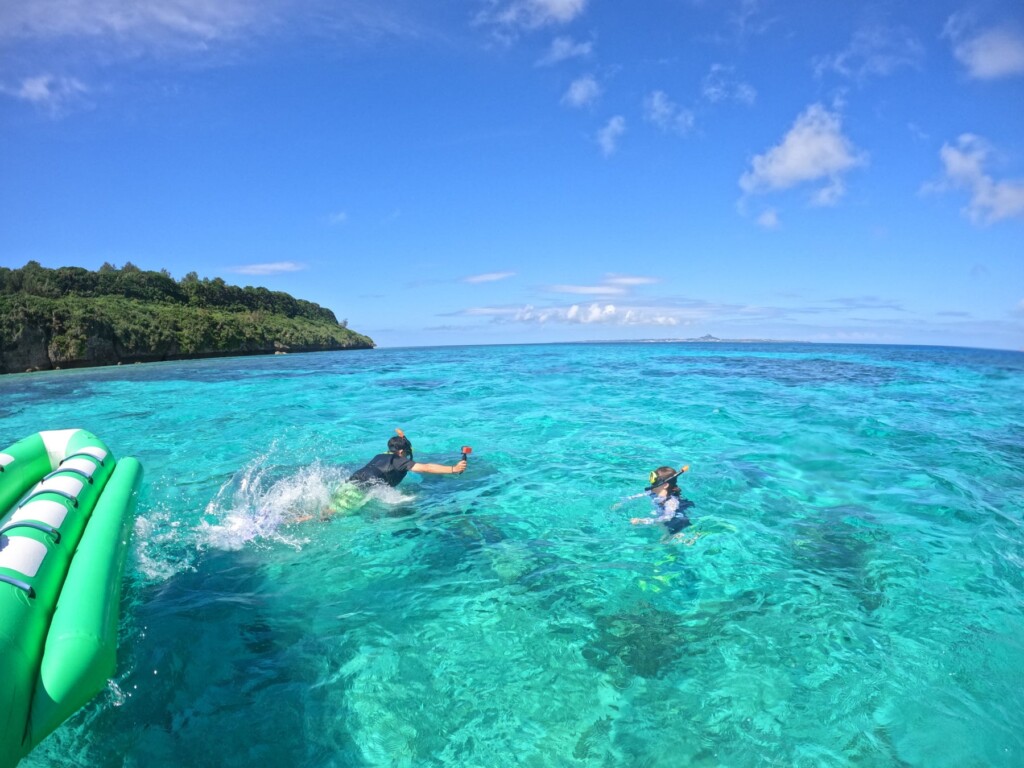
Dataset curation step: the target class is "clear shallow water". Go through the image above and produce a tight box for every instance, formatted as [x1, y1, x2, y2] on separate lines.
[3, 342, 1023, 768]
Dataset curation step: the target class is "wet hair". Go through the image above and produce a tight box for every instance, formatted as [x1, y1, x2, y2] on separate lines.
[651, 466, 681, 496]
[388, 435, 412, 454]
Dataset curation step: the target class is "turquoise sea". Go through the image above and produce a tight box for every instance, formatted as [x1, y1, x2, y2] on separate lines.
[3, 342, 1023, 768]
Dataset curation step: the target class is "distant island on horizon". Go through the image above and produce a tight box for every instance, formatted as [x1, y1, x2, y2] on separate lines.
[0, 262, 373, 375]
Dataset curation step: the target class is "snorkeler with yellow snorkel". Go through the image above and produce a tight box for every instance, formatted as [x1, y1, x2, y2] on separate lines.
[623, 464, 702, 544]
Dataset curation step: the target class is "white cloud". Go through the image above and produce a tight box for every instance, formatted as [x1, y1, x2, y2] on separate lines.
[478, 0, 587, 30]
[1, 1, 427, 57]
[464, 271, 516, 283]
[1016, 299, 1024, 315]
[514, 303, 680, 325]
[596, 115, 625, 156]
[546, 275, 655, 295]
[536, 35, 592, 66]
[2, 74, 89, 115]
[757, 208, 780, 229]
[227, 261, 307, 275]
[0, 0, 273, 48]
[739, 103, 866, 205]
[605, 275, 657, 287]
[907, 122, 929, 142]
[931, 134, 1024, 224]
[561, 74, 600, 107]
[701, 65, 756, 105]
[327, 210, 348, 225]
[813, 26, 924, 81]
[462, 306, 521, 317]
[643, 90, 694, 135]
[730, 0, 775, 41]
[944, 15, 1024, 79]
[549, 284, 627, 295]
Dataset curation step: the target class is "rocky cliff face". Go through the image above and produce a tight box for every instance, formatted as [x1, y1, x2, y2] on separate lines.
[1, 318, 372, 374]
[1, 323, 52, 373]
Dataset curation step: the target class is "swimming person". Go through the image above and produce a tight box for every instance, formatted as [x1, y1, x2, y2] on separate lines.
[349, 429, 467, 487]
[629, 465, 697, 542]
[296, 429, 467, 522]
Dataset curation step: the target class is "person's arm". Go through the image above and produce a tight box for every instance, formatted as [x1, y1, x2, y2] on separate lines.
[411, 460, 467, 475]
[632, 495, 678, 525]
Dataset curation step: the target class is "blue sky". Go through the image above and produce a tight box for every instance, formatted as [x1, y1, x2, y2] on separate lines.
[2, 1, 1023, 351]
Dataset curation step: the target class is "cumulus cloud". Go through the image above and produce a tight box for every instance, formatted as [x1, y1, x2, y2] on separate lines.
[929, 134, 1024, 224]
[511, 303, 680, 325]
[477, 0, 587, 30]
[739, 103, 866, 205]
[596, 115, 625, 156]
[561, 74, 600, 107]
[813, 26, 924, 81]
[536, 35, 592, 66]
[701, 65, 756, 105]
[643, 90, 695, 135]
[1, 74, 89, 115]
[944, 15, 1024, 79]
[464, 271, 516, 283]
[227, 261, 306, 275]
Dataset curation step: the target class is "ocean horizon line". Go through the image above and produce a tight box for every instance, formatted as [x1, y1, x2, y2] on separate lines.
[372, 337, 1024, 355]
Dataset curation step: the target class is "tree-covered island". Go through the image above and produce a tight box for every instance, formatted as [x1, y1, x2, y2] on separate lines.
[0, 262, 374, 374]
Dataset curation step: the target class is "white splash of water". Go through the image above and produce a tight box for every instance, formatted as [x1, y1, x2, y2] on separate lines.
[195, 457, 414, 552]
[132, 511, 196, 583]
[130, 451, 419, 581]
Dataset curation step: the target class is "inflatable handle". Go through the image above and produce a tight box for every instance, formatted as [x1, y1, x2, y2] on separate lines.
[0, 574, 35, 597]
[19, 488, 78, 509]
[0, 521, 61, 544]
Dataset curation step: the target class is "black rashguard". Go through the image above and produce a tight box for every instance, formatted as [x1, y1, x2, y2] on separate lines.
[349, 453, 416, 487]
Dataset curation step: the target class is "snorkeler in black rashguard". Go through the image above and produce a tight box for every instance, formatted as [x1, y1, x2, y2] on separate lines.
[349, 430, 466, 488]
[295, 430, 467, 523]
[348, 448, 416, 487]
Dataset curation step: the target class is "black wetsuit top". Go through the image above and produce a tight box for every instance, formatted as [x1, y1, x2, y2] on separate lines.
[349, 453, 415, 487]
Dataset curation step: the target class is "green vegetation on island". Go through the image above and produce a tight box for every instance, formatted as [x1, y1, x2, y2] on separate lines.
[0, 262, 374, 374]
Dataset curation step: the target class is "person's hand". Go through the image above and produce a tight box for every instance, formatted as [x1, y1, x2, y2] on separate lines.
[452, 460, 467, 474]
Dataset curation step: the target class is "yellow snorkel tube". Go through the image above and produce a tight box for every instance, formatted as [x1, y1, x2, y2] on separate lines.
[645, 465, 689, 491]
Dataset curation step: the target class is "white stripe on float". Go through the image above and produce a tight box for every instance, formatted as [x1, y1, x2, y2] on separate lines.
[0, 536, 47, 578]
[10, 500, 68, 529]
[36, 476, 84, 499]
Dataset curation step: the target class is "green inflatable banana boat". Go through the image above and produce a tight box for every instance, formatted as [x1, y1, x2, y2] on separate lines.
[0, 429, 143, 766]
